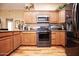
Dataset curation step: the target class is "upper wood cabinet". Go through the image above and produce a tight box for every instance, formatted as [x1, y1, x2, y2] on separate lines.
[59, 9, 72, 23]
[0, 36, 13, 56]
[22, 32, 36, 45]
[24, 11, 60, 23]
[49, 11, 59, 23]
[24, 12, 37, 23]
[59, 10, 65, 23]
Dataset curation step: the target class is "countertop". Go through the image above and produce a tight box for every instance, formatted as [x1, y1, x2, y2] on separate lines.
[51, 30, 65, 32]
[0, 30, 22, 33]
[0, 30, 66, 33]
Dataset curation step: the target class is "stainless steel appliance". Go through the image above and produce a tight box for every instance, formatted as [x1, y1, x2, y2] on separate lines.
[37, 15, 50, 47]
[72, 3, 79, 40]
[65, 3, 79, 56]
[37, 15, 49, 23]
[37, 26, 51, 47]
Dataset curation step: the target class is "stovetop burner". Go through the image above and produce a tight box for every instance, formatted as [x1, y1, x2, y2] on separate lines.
[37, 26, 50, 32]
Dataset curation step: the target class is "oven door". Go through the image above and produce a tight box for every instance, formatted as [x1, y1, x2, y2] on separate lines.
[38, 32, 50, 41]
[37, 32, 51, 47]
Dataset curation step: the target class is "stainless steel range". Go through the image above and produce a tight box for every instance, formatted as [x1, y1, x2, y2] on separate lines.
[37, 15, 51, 47]
[37, 26, 51, 47]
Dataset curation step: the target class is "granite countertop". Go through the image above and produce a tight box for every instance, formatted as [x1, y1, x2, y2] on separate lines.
[0, 30, 22, 32]
[0, 29, 66, 33]
[51, 30, 66, 32]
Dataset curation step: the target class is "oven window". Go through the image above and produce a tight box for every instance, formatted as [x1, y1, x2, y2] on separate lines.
[39, 32, 49, 41]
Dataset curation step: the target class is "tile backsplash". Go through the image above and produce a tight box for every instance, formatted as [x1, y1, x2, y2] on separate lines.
[20, 23, 64, 31]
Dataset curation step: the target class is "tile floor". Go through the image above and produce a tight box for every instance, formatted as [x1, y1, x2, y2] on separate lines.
[10, 46, 66, 56]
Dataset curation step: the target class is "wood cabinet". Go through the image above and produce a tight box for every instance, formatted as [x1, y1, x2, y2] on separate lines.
[22, 32, 36, 45]
[24, 11, 60, 24]
[24, 12, 37, 23]
[59, 10, 65, 23]
[0, 32, 13, 56]
[13, 32, 21, 49]
[51, 31, 65, 46]
[0, 31, 21, 56]
[51, 31, 60, 45]
[59, 9, 72, 23]
[59, 31, 66, 46]
[49, 11, 59, 23]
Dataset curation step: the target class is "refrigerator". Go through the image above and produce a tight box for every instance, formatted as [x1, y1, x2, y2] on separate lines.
[65, 3, 79, 56]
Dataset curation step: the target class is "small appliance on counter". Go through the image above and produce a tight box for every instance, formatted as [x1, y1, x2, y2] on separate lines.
[23, 24, 28, 31]
[50, 24, 65, 31]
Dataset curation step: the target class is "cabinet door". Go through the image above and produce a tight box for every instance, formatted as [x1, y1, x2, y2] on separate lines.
[14, 34, 21, 49]
[51, 32, 60, 45]
[24, 12, 36, 23]
[60, 32, 65, 46]
[49, 11, 59, 23]
[59, 10, 65, 23]
[0, 36, 13, 56]
[22, 32, 36, 45]
[30, 33, 36, 45]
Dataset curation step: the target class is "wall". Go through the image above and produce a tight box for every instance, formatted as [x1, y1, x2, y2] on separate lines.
[0, 10, 24, 30]
[0, 3, 64, 11]
[34, 3, 64, 10]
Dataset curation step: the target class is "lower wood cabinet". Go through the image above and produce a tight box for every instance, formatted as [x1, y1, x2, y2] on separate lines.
[59, 31, 66, 46]
[51, 31, 65, 46]
[51, 31, 60, 45]
[13, 34, 21, 49]
[22, 32, 36, 45]
[0, 36, 13, 56]
[0, 31, 21, 56]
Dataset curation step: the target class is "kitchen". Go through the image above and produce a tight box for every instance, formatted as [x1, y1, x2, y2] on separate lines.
[0, 3, 79, 56]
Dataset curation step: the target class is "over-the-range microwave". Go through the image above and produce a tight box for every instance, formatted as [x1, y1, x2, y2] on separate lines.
[37, 15, 49, 22]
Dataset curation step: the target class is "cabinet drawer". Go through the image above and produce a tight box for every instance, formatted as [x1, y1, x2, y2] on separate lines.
[0, 32, 13, 38]
[13, 32, 20, 35]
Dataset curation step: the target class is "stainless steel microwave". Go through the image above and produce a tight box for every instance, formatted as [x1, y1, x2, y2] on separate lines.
[37, 15, 49, 22]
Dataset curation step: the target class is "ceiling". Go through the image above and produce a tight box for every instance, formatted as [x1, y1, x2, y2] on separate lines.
[0, 3, 65, 11]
